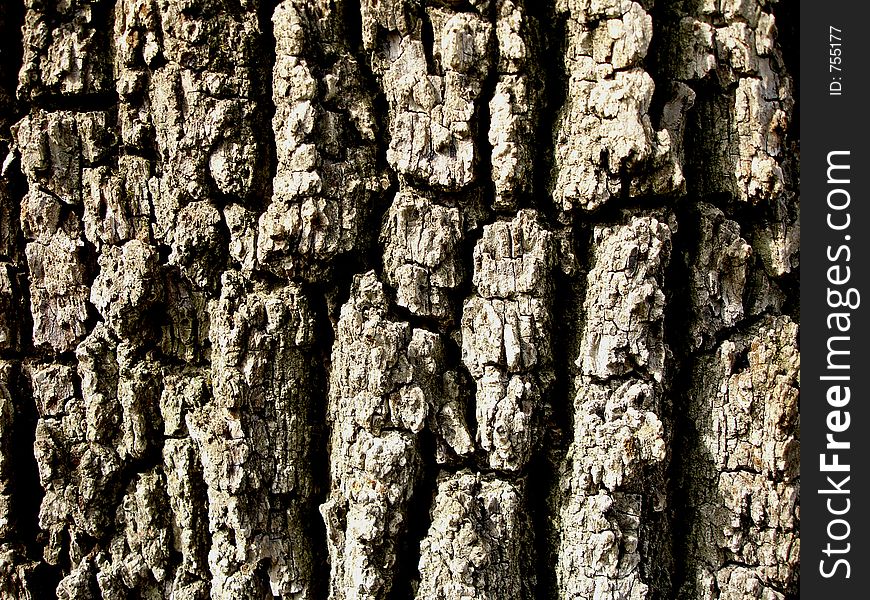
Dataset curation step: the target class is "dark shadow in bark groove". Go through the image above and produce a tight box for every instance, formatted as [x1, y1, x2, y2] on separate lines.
[0, 4, 58, 586]
[772, 0, 799, 142]
[524, 3, 573, 596]
[526, 437, 562, 600]
[667, 426, 711, 600]
[0, 0, 24, 115]
[28, 91, 120, 114]
[655, 193, 732, 599]
[0, 166, 31, 362]
[7, 365, 64, 597]
[473, 2, 497, 213]
[531, 223, 588, 600]
[645, 0, 671, 132]
[339, 0, 365, 60]
[419, 9, 438, 78]
[299, 285, 335, 600]
[385, 429, 439, 600]
[323, 0, 396, 321]
[680, 75, 740, 207]
[528, 1, 568, 225]
[445, 219, 485, 458]
[252, 0, 280, 213]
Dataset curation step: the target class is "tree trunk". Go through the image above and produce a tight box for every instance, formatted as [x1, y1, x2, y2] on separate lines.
[0, 0, 799, 599]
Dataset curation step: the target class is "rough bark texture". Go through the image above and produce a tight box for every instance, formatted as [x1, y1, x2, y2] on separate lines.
[0, 0, 798, 599]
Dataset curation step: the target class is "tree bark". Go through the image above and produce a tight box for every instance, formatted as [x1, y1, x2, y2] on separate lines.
[0, 0, 799, 599]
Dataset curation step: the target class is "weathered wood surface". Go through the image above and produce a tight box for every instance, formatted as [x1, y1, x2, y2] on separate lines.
[0, 1, 798, 598]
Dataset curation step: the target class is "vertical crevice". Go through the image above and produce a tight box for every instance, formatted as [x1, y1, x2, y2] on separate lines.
[447, 218, 483, 460]
[7, 364, 62, 595]
[419, 10, 438, 77]
[527, 0, 569, 223]
[384, 429, 438, 600]
[640, 4, 696, 595]
[474, 2, 498, 214]
[645, 0, 674, 131]
[0, 0, 27, 268]
[524, 1, 574, 597]
[0, 163, 31, 359]
[332, 0, 395, 294]
[646, 199, 693, 599]
[303, 286, 337, 600]
[90, 0, 117, 98]
[770, 0, 800, 325]
[0, 4, 53, 595]
[0, 0, 24, 130]
[181, 412, 211, 589]
[771, 0, 799, 142]
[660, 199, 711, 600]
[254, 0, 280, 212]
[339, 0, 364, 60]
